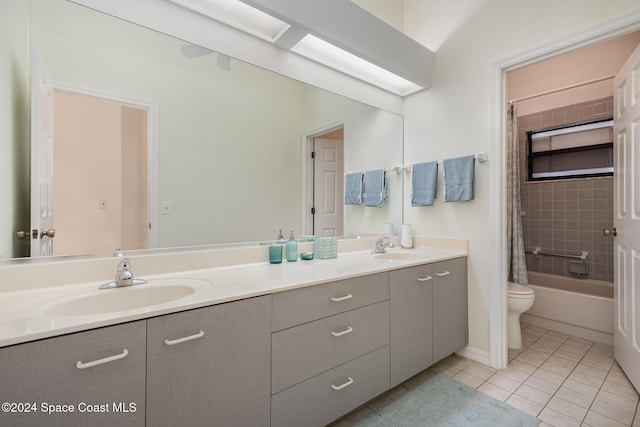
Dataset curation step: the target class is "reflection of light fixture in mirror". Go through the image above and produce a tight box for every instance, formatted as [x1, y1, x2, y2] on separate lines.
[168, 0, 290, 42]
[290, 35, 422, 96]
[217, 53, 231, 71]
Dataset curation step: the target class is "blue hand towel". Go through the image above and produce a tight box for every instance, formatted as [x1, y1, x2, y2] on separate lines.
[443, 155, 475, 202]
[411, 161, 438, 206]
[363, 169, 386, 207]
[344, 172, 363, 205]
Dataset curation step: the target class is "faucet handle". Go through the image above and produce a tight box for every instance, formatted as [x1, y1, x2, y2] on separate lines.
[117, 258, 131, 273]
[100, 258, 146, 289]
[115, 258, 134, 284]
[372, 236, 391, 253]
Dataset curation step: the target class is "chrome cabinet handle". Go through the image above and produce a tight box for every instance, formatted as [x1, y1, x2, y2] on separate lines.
[331, 377, 354, 391]
[417, 276, 433, 282]
[76, 349, 128, 369]
[435, 271, 450, 277]
[331, 326, 353, 337]
[330, 294, 353, 302]
[164, 330, 205, 346]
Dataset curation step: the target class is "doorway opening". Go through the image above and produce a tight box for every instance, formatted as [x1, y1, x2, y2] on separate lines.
[51, 89, 151, 256]
[305, 125, 344, 237]
[496, 25, 640, 379]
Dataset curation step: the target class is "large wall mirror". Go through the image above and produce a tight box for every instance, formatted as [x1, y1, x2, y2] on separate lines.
[0, 0, 403, 261]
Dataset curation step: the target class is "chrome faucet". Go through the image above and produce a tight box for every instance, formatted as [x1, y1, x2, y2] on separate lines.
[99, 258, 147, 289]
[372, 237, 395, 254]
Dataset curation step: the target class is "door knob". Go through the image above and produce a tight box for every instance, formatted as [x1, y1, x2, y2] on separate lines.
[16, 230, 28, 239]
[39, 229, 56, 239]
[603, 227, 617, 237]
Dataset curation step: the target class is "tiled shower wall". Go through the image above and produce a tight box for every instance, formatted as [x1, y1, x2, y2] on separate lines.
[518, 97, 614, 282]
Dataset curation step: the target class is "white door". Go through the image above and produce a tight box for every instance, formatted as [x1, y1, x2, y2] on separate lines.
[612, 42, 640, 391]
[313, 138, 344, 237]
[30, 52, 55, 257]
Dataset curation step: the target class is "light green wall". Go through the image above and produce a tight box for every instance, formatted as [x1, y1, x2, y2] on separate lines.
[0, 0, 29, 259]
[28, 0, 305, 246]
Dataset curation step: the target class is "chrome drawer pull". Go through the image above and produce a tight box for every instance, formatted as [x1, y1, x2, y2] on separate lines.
[417, 276, 433, 282]
[330, 294, 353, 302]
[164, 330, 205, 346]
[435, 271, 450, 277]
[331, 377, 354, 391]
[76, 349, 128, 369]
[331, 326, 353, 337]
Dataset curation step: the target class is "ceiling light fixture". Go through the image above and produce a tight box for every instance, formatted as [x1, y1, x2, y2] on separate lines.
[168, 0, 433, 96]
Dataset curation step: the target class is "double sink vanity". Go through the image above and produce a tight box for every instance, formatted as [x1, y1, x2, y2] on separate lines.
[0, 237, 467, 427]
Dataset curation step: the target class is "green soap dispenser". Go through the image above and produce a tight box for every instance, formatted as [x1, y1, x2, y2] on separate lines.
[286, 231, 298, 262]
[276, 229, 287, 244]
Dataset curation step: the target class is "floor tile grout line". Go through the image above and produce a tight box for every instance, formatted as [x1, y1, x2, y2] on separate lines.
[340, 325, 638, 427]
[546, 339, 595, 425]
[517, 327, 637, 427]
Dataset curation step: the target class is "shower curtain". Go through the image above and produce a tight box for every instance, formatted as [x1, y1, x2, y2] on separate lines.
[506, 101, 528, 285]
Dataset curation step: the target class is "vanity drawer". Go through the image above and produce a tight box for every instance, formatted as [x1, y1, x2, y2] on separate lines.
[272, 300, 389, 394]
[271, 346, 390, 427]
[272, 272, 389, 331]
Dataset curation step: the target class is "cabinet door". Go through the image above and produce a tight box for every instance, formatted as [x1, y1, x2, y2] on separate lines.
[432, 257, 468, 362]
[0, 321, 146, 427]
[146, 295, 271, 427]
[390, 264, 433, 387]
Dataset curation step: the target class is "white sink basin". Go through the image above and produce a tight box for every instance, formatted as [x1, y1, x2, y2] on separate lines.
[47, 279, 211, 317]
[374, 252, 425, 261]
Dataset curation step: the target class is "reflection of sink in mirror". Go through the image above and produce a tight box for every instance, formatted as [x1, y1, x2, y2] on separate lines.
[374, 252, 425, 261]
[47, 279, 211, 317]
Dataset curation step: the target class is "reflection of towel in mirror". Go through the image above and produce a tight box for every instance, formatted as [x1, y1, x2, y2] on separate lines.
[443, 155, 475, 202]
[364, 169, 386, 207]
[344, 172, 363, 205]
[411, 161, 438, 206]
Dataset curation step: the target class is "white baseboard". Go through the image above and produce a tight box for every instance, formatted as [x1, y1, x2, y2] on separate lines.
[521, 314, 613, 346]
[456, 345, 490, 367]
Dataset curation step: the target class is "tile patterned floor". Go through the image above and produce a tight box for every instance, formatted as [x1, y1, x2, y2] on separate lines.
[331, 323, 640, 427]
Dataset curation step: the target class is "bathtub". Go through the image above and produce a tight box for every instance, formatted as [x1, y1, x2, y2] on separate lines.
[520, 271, 614, 345]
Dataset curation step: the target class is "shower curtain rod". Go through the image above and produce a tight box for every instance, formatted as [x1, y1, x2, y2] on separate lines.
[510, 74, 615, 103]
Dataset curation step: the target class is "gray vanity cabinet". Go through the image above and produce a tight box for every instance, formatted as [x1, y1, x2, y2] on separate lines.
[146, 295, 271, 427]
[0, 320, 146, 427]
[432, 257, 468, 362]
[270, 274, 390, 427]
[390, 256, 468, 386]
[390, 263, 434, 387]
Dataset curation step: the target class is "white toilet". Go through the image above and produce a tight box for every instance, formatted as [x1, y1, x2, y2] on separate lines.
[507, 282, 535, 349]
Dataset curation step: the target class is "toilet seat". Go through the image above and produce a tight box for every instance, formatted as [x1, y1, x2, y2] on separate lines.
[507, 282, 534, 298]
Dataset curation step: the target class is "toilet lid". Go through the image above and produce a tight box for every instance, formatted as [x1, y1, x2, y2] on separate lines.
[508, 282, 534, 295]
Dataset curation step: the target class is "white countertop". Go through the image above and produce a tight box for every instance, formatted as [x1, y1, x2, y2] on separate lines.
[0, 244, 466, 348]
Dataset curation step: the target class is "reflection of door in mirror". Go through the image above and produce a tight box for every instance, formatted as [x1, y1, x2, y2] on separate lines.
[311, 128, 344, 237]
[30, 51, 54, 257]
[50, 90, 149, 256]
